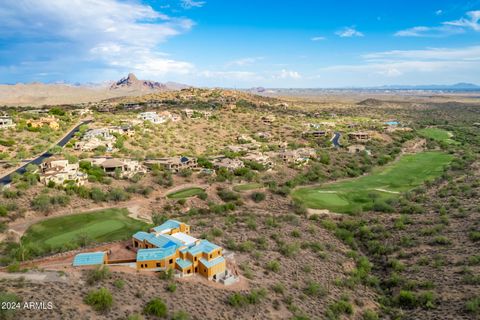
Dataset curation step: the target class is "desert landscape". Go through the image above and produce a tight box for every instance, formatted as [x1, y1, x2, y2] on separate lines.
[1, 1, 480, 319]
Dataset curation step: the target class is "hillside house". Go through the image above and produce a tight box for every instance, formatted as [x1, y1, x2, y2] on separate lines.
[242, 152, 272, 167]
[348, 132, 371, 142]
[212, 157, 244, 171]
[40, 159, 87, 186]
[138, 112, 164, 124]
[73, 219, 235, 283]
[109, 125, 135, 137]
[26, 116, 59, 130]
[158, 111, 181, 122]
[279, 147, 316, 164]
[302, 130, 327, 138]
[87, 158, 146, 178]
[145, 156, 199, 173]
[132, 220, 228, 280]
[74, 128, 116, 152]
[0, 116, 15, 129]
[347, 144, 371, 155]
[183, 109, 212, 119]
[74, 137, 114, 152]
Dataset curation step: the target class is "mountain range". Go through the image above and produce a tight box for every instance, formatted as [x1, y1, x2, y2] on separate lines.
[0, 73, 190, 106]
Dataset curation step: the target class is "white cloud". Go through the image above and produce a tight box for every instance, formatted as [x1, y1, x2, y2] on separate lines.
[0, 0, 195, 79]
[435, 9, 443, 16]
[181, 0, 206, 9]
[396, 10, 480, 37]
[226, 57, 264, 67]
[277, 69, 301, 79]
[394, 25, 464, 37]
[317, 45, 480, 84]
[335, 27, 364, 38]
[444, 10, 480, 31]
[363, 45, 480, 61]
[311, 36, 326, 41]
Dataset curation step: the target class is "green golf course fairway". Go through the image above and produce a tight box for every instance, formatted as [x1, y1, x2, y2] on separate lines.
[22, 208, 149, 249]
[233, 183, 264, 192]
[167, 187, 205, 199]
[418, 128, 459, 144]
[292, 152, 454, 213]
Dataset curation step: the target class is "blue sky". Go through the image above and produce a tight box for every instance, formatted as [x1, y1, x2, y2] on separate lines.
[1, 0, 480, 87]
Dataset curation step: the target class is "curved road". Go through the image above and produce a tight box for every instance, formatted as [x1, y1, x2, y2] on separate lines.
[0, 120, 92, 185]
[331, 132, 341, 148]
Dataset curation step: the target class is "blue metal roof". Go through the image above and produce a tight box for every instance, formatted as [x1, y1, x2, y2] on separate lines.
[72, 252, 106, 266]
[188, 240, 221, 255]
[199, 256, 225, 268]
[132, 231, 150, 241]
[385, 121, 399, 126]
[146, 234, 178, 249]
[176, 258, 192, 269]
[180, 156, 189, 163]
[136, 247, 176, 262]
[152, 219, 182, 233]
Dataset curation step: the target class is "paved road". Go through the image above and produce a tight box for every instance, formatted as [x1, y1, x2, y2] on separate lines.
[331, 132, 341, 148]
[0, 120, 92, 186]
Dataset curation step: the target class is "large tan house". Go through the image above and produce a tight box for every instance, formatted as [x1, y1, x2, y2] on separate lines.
[39, 159, 87, 186]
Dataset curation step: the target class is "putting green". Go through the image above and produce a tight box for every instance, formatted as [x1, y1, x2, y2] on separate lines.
[292, 151, 454, 213]
[233, 183, 263, 192]
[22, 208, 149, 250]
[167, 187, 205, 199]
[418, 128, 459, 145]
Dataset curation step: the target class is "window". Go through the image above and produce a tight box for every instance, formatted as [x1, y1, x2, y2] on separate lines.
[187, 270, 191, 274]
[156, 263, 161, 267]
[210, 254, 212, 259]
[169, 259, 173, 264]
[204, 268, 207, 273]
[194, 257, 197, 261]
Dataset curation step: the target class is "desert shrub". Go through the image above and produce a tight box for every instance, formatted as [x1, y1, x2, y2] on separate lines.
[431, 236, 451, 246]
[84, 287, 113, 312]
[211, 228, 223, 237]
[266, 260, 280, 273]
[251, 192, 266, 202]
[144, 298, 168, 318]
[217, 188, 239, 202]
[304, 281, 327, 297]
[325, 296, 353, 319]
[469, 231, 480, 242]
[372, 200, 394, 213]
[166, 282, 177, 292]
[465, 296, 480, 315]
[361, 310, 379, 320]
[108, 188, 130, 202]
[279, 243, 300, 257]
[127, 313, 144, 320]
[468, 255, 480, 266]
[395, 290, 417, 308]
[159, 269, 174, 281]
[86, 266, 111, 285]
[113, 279, 125, 289]
[272, 282, 285, 294]
[30, 194, 52, 212]
[227, 289, 267, 307]
[172, 310, 190, 320]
